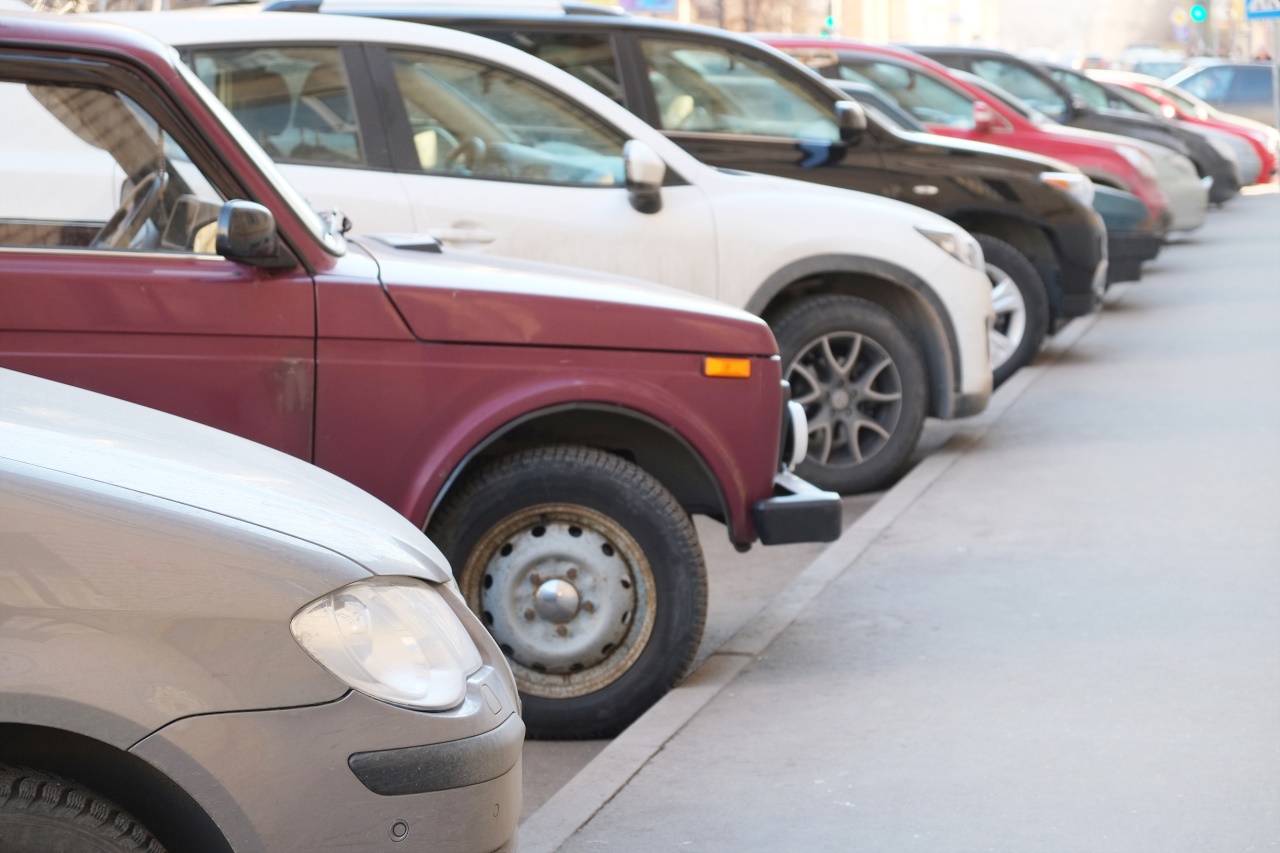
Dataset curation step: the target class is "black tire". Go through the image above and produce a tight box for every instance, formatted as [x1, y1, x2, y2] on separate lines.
[974, 234, 1050, 388]
[0, 766, 166, 853]
[772, 294, 928, 495]
[429, 445, 708, 740]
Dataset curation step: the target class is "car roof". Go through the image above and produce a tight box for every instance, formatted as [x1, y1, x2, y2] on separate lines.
[0, 8, 183, 76]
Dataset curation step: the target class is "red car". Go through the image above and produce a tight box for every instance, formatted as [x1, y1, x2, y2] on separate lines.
[764, 38, 1172, 228]
[1089, 70, 1278, 185]
[0, 14, 840, 739]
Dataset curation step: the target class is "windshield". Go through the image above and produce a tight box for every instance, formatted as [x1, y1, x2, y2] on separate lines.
[970, 58, 1070, 121]
[176, 58, 342, 253]
[837, 58, 976, 129]
[1156, 83, 1211, 119]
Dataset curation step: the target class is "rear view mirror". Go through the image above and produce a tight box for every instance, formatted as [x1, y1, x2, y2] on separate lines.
[834, 99, 868, 142]
[624, 140, 665, 214]
[216, 200, 280, 265]
[972, 100, 997, 134]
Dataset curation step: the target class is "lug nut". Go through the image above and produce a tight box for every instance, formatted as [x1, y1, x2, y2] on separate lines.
[530, 573, 543, 586]
[583, 601, 596, 614]
[566, 567, 578, 580]
[555, 625, 568, 637]
[524, 608, 535, 621]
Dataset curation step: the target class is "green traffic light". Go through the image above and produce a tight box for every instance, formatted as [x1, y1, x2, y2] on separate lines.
[1190, 4, 1207, 21]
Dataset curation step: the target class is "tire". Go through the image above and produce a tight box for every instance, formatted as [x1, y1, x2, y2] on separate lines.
[429, 445, 708, 740]
[772, 294, 928, 495]
[0, 766, 166, 853]
[974, 234, 1050, 388]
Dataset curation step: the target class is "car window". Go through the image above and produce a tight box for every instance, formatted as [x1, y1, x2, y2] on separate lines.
[475, 30, 626, 105]
[0, 80, 226, 254]
[838, 59, 975, 129]
[190, 46, 364, 166]
[1111, 84, 1164, 116]
[638, 39, 839, 141]
[387, 49, 625, 187]
[1048, 68, 1109, 110]
[970, 59, 1069, 121]
[1177, 66, 1235, 103]
[1229, 67, 1273, 102]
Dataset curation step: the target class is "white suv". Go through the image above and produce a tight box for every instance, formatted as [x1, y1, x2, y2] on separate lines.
[110, 8, 994, 494]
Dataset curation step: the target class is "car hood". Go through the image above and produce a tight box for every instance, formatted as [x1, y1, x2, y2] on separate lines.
[0, 368, 452, 585]
[891, 128, 1077, 173]
[357, 236, 778, 357]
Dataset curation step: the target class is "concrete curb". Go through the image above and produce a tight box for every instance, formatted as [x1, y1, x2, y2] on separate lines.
[518, 288, 1126, 853]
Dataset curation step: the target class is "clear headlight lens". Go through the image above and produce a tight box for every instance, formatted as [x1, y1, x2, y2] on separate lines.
[1039, 171, 1096, 206]
[291, 577, 483, 711]
[917, 227, 984, 271]
[1117, 144, 1158, 181]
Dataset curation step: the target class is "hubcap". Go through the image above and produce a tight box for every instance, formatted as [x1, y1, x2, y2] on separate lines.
[786, 332, 903, 468]
[987, 262, 1027, 371]
[460, 505, 657, 699]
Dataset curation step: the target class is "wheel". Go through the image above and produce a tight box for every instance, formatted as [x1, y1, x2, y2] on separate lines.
[974, 234, 1050, 387]
[773, 294, 928, 495]
[90, 171, 168, 250]
[428, 445, 708, 740]
[0, 765, 165, 853]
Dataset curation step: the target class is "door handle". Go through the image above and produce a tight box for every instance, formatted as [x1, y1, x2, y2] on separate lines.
[428, 221, 497, 247]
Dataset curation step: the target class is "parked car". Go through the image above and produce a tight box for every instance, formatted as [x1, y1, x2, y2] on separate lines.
[1168, 61, 1278, 128]
[0, 12, 843, 738]
[835, 80, 1161, 285]
[0, 368, 522, 853]
[1090, 69, 1279, 184]
[1036, 60, 1243, 202]
[110, 6, 994, 492]
[909, 45, 1239, 205]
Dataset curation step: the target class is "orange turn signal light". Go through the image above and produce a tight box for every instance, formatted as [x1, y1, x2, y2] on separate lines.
[703, 357, 751, 379]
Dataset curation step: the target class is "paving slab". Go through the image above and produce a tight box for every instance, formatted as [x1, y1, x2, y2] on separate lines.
[530, 191, 1280, 852]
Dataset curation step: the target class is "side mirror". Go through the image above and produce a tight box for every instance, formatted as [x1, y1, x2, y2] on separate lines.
[972, 100, 997, 134]
[834, 99, 868, 143]
[216, 200, 279, 264]
[624, 139, 665, 215]
[1068, 93, 1090, 118]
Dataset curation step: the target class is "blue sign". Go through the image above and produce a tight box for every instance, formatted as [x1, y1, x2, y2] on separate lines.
[619, 0, 677, 11]
[1246, 0, 1280, 19]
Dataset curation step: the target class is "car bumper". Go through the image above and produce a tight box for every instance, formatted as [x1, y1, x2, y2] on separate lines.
[754, 469, 843, 545]
[1106, 231, 1163, 285]
[130, 668, 522, 853]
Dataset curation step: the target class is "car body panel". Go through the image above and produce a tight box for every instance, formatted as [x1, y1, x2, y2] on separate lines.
[1168, 62, 1278, 128]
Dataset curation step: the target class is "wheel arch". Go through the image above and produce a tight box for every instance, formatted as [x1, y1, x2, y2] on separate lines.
[426, 403, 733, 536]
[949, 213, 1062, 316]
[0, 723, 233, 853]
[749, 255, 959, 419]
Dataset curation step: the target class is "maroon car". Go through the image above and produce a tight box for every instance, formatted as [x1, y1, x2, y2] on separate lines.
[0, 15, 840, 739]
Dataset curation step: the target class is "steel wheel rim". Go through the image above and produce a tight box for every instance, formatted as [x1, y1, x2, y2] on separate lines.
[786, 331, 903, 469]
[987, 262, 1027, 371]
[460, 504, 657, 699]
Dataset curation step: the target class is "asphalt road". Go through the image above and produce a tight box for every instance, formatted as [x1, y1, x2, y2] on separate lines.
[519, 184, 1280, 846]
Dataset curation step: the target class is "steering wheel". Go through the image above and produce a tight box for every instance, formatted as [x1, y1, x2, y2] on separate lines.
[91, 170, 169, 250]
[444, 137, 487, 173]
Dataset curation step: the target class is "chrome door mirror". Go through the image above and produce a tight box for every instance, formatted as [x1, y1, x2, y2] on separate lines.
[972, 100, 997, 134]
[216, 200, 279, 265]
[834, 99, 868, 142]
[624, 140, 665, 214]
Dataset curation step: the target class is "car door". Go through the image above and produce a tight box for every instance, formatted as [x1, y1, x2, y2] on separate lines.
[185, 43, 415, 236]
[367, 43, 720, 299]
[0, 58, 316, 459]
[1225, 67, 1275, 125]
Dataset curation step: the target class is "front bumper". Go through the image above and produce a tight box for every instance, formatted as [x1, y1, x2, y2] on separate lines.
[131, 668, 522, 853]
[753, 469, 843, 545]
[1106, 231, 1163, 285]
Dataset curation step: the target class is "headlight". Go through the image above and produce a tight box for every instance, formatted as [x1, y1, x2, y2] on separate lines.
[291, 577, 483, 711]
[1039, 171, 1096, 206]
[917, 227, 984, 271]
[1117, 144, 1158, 181]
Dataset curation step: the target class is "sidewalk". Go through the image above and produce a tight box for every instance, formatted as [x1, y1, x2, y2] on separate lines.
[523, 191, 1280, 853]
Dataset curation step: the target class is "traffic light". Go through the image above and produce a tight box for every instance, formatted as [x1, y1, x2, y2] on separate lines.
[1190, 4, 1207, 21]
[822, 14, 835, 36]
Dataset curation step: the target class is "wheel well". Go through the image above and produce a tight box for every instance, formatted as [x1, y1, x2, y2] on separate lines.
[429, 405, 730, 530]
[760, 273, 954, 418]
[952, 214, 1063, 317]
[0, 724, 233, 853]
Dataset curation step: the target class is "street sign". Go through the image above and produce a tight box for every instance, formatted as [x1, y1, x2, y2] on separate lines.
[1245, 0, 1280, 19]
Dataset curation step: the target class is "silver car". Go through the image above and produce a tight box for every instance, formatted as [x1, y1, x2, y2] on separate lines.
[0, 369, 521, 852]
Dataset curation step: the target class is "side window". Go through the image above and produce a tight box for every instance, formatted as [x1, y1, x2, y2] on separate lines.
[0, 80, 225, 253]
[1049, 69, 1109, 111]
[1229, 67, 1273, 103]
[639, 39, 839, 141]
[190, 46, 363, 166]
[970, 59, 1069, 121]
[476, 30, 626, 105]
[387, 49, 625, 187]
[1179, 67, 1235, 103]
[841, 60, 975, 129]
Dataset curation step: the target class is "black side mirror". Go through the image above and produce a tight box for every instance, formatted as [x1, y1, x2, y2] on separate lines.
[835, 99, 868, 143]
[1068, 93, 1091, 118]
[216, 200, 281, 266]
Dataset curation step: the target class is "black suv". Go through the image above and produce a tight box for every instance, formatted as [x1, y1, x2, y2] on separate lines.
[267, 1, 1107, 385]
